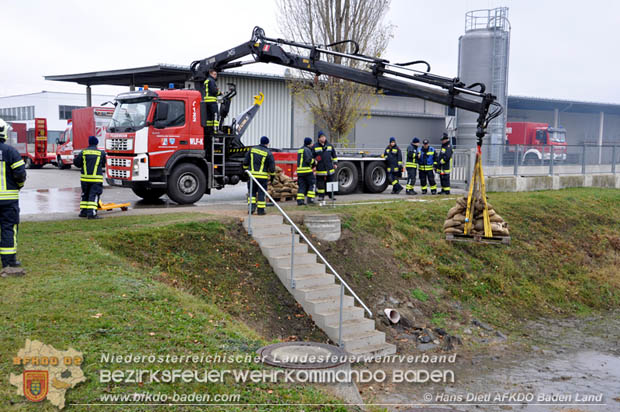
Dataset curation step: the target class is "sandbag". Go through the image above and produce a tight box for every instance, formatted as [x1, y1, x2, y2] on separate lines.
[446, 206, 462, 219]
[490, 214, 504, 223]
[443, 219, 461, 229]
[452, 214, 467, 223]
[444, 227, 464, 234]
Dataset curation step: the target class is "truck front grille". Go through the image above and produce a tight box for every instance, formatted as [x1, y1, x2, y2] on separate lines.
[108, 169, 130, 179]
[108, 158, 131, 168]
[108, 138, 129, 151]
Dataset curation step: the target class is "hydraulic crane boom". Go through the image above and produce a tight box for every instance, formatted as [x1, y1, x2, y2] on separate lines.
[190, 26, 502, 145]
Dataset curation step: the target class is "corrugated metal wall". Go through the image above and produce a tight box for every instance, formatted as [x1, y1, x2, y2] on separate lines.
[218, 75, 292, 148]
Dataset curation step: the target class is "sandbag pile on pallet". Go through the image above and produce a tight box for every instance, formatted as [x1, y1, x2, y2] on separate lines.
[443, 195, 509, 237]
[267, 166, 298, 199]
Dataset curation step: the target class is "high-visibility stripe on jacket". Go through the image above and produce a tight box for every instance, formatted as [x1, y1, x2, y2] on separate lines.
[382, 145, 402, 172]
[438, 143, 453, 173]
[406, 144, 419, 168]
[203, 75, 222, 103]
[0, 142, 27, 202]
[297, 146, 315, 175]
[418, 146, 436, 171]
[314, 141, 338, 176]
[75, 147, 105, 183]
[243, 144, 275, 179]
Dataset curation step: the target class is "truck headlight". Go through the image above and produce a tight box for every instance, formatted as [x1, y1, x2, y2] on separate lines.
[133, 158, 139, 176]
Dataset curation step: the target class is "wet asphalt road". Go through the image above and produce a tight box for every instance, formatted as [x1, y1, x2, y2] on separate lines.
[19, 165, 465, 222]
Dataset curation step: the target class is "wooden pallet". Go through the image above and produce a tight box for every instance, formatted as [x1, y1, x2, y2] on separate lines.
[445, 232, 510, 245]
[268, 195, 296, 202]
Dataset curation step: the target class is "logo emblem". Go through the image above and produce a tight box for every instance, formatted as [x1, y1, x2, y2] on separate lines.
[23, 371, 48, 402]
[169, 138, 175, 145]
[162, 138, 168, 146]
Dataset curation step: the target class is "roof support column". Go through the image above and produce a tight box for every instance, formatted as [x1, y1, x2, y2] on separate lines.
[553, 108, 559, 128]
[86, 85, 92, 107]
[598, 111, 604, 164]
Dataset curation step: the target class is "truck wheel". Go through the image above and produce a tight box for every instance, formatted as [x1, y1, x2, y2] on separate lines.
[131, 185, 166, 202]
[24, 157, 33, 169]
[56, 156, 70, 170]
[336, 161, 358, 195]
[524, 154, 539, 166]
[167, 163, 206, 205]
[364, 161, 388, 193]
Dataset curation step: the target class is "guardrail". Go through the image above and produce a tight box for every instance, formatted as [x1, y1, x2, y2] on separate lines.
[245, 170, 372, 347]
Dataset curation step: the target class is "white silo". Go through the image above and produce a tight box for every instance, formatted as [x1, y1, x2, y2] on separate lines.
[456, 7, 510, 161]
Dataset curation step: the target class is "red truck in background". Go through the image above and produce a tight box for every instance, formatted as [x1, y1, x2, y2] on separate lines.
[56, 107, 113, 169]
[505, 122, 567, 164]
[10, 119, 56, 168]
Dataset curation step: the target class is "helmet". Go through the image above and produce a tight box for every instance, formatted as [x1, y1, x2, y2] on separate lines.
[0, 118, 9, 141]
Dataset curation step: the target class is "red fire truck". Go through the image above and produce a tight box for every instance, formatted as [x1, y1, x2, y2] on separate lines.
[505, 122, 567, 164]
[105, 27, 500, 204]
[56, 107, 113, 169]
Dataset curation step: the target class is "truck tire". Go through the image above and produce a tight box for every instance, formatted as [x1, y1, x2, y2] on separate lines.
[167, 163, 206, 205]
[336, 161, 358, 195]
[364, 161, 388, 193]
[524, 153, 539, 166]
[57, 156, 70, 170]
[131, 185, 166, 202]
[24, 157, 33, 169]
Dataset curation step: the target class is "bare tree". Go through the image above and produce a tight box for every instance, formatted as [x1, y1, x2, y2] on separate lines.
[277, 0, 394, 145]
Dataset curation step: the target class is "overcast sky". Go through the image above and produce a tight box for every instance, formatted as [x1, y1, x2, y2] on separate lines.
[2, 0, 619, 103]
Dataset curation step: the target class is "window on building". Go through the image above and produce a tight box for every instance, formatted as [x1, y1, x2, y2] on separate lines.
[0, 105, 35, 121]
[58, 105, 85, 120]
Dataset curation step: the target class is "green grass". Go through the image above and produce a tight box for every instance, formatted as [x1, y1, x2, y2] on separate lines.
[410, 288, 429, 302]
[0, 214, 349, 411]
[312, 188, 620, 328]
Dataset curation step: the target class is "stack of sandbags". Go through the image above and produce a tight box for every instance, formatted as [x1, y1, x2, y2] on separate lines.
[443, 195, 509, 237]
[267, 166, 298, 199]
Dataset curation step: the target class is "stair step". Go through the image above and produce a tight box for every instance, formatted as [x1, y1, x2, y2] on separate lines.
[294, 283, 341, 301]
[341, 330, 386, 351]
[290, 273, 334, 289]
[243, 215, 283, 228]
[347, 343, 397, 361]
[312, 306, 365, 328]
[303, 295, 354, 313]
[254, 234, 300, 247]
[269, 253, 316, 267]
[323, 318, 375, 340]
[261, 242, 308, 258]
[248, 225, 292, 236]
[275, 263, 325, 279]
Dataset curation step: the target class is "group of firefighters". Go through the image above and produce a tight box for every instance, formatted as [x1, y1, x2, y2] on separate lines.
[243, 130, 453, 215]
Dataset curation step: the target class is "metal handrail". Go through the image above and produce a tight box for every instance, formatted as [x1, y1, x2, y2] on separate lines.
[245, 170, 373, 318]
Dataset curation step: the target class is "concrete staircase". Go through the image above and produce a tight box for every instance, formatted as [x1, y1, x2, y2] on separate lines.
[243, 215, 396, 360]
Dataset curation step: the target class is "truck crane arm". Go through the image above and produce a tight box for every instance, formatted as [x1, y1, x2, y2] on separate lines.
[190, 26, 502, 145]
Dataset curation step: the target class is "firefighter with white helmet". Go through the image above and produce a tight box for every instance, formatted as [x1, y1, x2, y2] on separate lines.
[0, 119, 27, 277]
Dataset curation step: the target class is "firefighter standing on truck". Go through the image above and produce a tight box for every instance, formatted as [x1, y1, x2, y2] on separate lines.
[382, 137, 403, 194]
[405, 137, 420, 195]
[74, 136, 106, 219]
[203, 68, 222, 134]
[418, 139, 437, 195]
[244, 136, 275, 215]
[0, 119, 26, 276]
[296, 137, 316, 206]
[313, 131, 338, 201]
[437, 133, 453, 194]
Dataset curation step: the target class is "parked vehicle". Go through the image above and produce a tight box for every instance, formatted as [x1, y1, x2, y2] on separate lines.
[505, 122, 567, 165]
[56, 107, 113, 169]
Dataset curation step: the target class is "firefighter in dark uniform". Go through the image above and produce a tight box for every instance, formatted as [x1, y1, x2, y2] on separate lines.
[0, 119, 26, 275]
[296, 137, 316, 206]
[382, 137, 403, 194]
[203, 68, 222, 135]
[243, 136, 275, 215]
[405, 137, 420, 195]
[418, 139, 437, 194]
[74, 136, 106, 219]
[313, 130, 338, 201]
[437, 133, 453, 194]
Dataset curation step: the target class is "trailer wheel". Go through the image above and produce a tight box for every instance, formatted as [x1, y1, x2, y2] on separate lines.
[24, 157, 33, 169]
[336, 161, 358, 195]
[131, 185, 166, 202]
[364, 161, 388, 193]
[167, 163, 206, 205]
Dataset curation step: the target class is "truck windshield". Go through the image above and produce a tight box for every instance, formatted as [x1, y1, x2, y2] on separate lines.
[109, 101, 152, 132]
[549, 130, 566, 143]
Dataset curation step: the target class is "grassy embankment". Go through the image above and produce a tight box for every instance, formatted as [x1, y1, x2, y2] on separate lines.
[0, 213, 345, 412]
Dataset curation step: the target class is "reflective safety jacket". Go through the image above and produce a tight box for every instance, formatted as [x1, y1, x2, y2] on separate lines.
[243, 144, 275, 179]
[203, 74, 222, 103]
[406, 143, 419, 168]
[313, 141, 338, 176]
[297, 145, 316, 175]
[74, 145, 106, 183]
[418, 146, 437, 171]
[382, 145, 402, 172]
[0, 141, 26, 203]
[438, 142, 453, 173]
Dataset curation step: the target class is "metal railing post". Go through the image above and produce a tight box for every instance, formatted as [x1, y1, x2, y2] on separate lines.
[549, 145, 554, 176]
[290, 226, 295, 289]
[582, 143, 587, 175]
[612, 145, 617, 174]
[247, 175, 253, 235]
[338, 282, 344, 348]
[514, 145, 519, 176]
